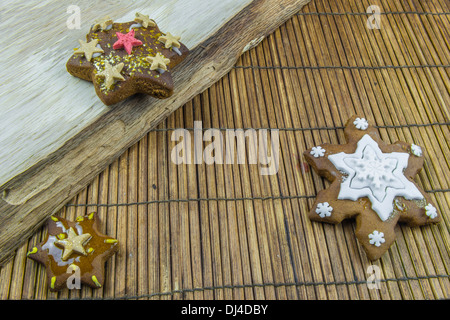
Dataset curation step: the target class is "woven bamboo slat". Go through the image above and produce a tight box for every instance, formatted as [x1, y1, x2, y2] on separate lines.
[1, 0, 449, 300]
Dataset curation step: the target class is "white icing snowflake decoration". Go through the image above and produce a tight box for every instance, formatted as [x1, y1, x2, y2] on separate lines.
[327, 134, 424, 222]
[425, 203, 437, 219]
[368, 230, 385, 247]
[353, 117, 369, 130]
[410, 144, 422, 157]
[315, 202, 333, 218]
[310, 146, 326, 158]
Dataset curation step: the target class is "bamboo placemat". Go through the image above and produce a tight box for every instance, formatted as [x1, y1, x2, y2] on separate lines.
[1, 0, 449, 300]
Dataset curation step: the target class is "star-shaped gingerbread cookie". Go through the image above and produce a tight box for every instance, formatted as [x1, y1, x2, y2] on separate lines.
[27, 212, 119, 291]
[66, 13, 189, 105]
[304, 115, 441, 260]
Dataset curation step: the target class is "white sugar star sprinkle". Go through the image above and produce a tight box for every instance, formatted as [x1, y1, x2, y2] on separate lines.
[353, 117, 369, 130]
[315, 202, 333, 218]
[410, 144, 422, 157]
[368, 230, 385, 247]
[425, 203, 437, 219]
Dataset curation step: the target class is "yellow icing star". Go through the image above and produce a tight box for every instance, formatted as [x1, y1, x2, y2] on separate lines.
[134, 12, 156, 28]
[96, 62, 125, 89]
[145, 53, 170, 71]
[55, 227, 91, 261]
[158, 32, 181, 49]
[92, 16, 113, 31]
[74, 39, 104, 61]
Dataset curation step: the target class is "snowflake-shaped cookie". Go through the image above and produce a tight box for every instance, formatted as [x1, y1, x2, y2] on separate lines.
[303, 115, 441, 260]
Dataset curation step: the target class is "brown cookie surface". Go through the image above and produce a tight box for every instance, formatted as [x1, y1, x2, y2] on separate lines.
[27, 213, 119, 291]
[304, 115, 440, 260]
[66, 13, 189, 105]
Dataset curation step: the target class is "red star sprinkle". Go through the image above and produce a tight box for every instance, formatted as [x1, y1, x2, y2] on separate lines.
[113, 29, 143, 54]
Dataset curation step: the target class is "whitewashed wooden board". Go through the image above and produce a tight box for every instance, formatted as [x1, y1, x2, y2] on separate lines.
[0, 0, 310, 265]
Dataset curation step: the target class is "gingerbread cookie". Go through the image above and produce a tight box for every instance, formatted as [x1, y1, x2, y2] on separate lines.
[304, 116, 441, 260]
[27, 213, 119, 291]
[66, 12, 189, 105]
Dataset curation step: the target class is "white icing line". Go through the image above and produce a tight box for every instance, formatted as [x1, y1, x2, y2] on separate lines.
[410, 144, 422, 157]
[173, 47, 182, 55]
[130, 23, 142, 29]
[353, 117, 369, 130]
[92, 44, 104, 58]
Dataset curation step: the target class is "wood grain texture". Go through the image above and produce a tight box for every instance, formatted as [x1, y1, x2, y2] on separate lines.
[0, 0, 311, 266]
